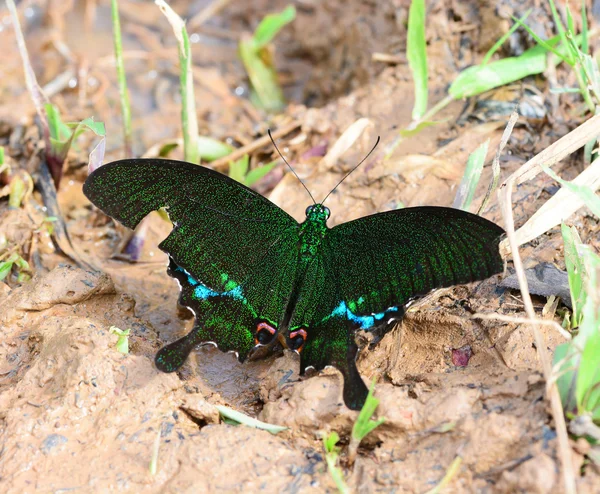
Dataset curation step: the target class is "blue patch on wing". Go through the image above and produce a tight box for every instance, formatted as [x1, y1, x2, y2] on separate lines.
[176, 267, 245, 302]
[325, 301, 398, 330]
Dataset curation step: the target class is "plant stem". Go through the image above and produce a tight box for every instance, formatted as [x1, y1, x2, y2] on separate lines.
[111, 0, 133, 158]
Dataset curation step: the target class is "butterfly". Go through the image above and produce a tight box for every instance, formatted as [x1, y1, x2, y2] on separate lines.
[83, 158, 504, 410]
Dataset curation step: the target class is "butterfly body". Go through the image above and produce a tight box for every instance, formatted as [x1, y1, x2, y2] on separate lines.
[84, 158, 504, 410]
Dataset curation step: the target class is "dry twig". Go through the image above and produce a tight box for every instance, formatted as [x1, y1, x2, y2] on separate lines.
[209, 121, 301, 170]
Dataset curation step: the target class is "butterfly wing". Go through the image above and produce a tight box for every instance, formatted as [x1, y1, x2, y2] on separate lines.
[84, 159, 300, 361]
[297, 206, 504, 410]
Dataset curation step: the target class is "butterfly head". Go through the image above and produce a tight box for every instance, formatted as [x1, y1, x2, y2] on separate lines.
[305, 204, 330, 223]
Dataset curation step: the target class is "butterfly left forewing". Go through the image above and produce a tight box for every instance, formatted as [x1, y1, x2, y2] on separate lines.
[84, 159, 299, 293]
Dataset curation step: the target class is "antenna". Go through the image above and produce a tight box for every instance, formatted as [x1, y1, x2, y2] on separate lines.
[321, 136, 380, 205]
[268, 129, 316, 204]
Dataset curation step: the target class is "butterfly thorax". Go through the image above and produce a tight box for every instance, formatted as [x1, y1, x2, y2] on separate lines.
[298, 204, 330, 261]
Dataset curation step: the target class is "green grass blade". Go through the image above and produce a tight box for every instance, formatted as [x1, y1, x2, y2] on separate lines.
[0, 253, 19, 281]
[8, 176, 25, 209]
[324, 431, 340, 453]
[578, 248, 600, 342]
[510, 16, 568, 62]
[197, 136, 233, 161]
[244, 161, 278, 187]
[407, 0, 428, 120]
[323, 432, 349, 494]
[553, 342, 579, 414]
[239, 39, 285, 112]
[238, 5, 295, 112]
[149, 426, 161, 475]
[424, 456, 463, 494]
[566, 4, 576, 39]
[453, 139, 489, 211]
[575, 248, 600, 414]
[325, 454, 349, 494]
[110, 0, 133, 158]
[577, 329, 600, 414]
[253, 5, 296, 49]
[561, 223, 587, 327]
[399, 120, 443, 138]
[482, 9, 531, 65]
[156, 0, 200, 164]
[548, 0, 577, 63]
[229, 154, 249, 183]
[542, 165, 600, 218]
[581, 0, 589, 54]
[46, 108, 106, 170]
[449, 34, 582, 99]
[215, 405, 287, 434]
[548, 0, 568, 47]
[352, 380, 385, 442]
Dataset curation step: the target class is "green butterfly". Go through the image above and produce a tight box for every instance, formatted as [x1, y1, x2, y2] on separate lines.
[83, 158, 504, 410]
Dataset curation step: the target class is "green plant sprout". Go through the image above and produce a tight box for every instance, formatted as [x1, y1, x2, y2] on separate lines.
[239, 5, 296, 112]
[424, 455, 463, 494]
[149, 425, 161, 475]
[7, 170, 33, 209]
[0, 165, 34, 209]
[407, 0, 427, 120]
[109, 326, 130, 354]
[348, 379, 385, 465]
[323, 431, 349, 494]
[110, 0, 133, 157]
[46, 104, 106, 175]
[0, 252, 31, 283]
[453, 140, 490, 212]
[322, 381, 385, 491]
[7, 0, 106, 187]
[155, 136, 233, 162]
[512, 0, 597, 112]
[228, 154, 278, 187]
[197, 136, 234, 161]
[156, 0, 200, 164]
[387, 1, 589, 159]
[561, 224, 587, 330]
[215, 405, 287, 434]
[554, 235, 600, 424]
[40, 216, 59, 236]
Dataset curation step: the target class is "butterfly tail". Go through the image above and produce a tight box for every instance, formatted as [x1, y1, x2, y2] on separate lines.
[155, 327, 206, 372]
[341, 340, 369, 410]
[301, 318, 369, 411]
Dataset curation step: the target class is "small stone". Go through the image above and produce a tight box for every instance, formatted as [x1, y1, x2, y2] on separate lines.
[181, 395, 220, 425]
[41, 434, 68, 454]
[451, 345, 473, 367]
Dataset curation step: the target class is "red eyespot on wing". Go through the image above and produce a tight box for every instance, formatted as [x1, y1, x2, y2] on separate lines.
[255, 321, 277, 345]
[289, 328, 307, 352]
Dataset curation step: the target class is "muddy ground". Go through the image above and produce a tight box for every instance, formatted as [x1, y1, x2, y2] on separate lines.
[1, 0, 600, 492]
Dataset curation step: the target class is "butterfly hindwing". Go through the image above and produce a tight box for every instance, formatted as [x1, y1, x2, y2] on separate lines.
[155, 260, 258, 371]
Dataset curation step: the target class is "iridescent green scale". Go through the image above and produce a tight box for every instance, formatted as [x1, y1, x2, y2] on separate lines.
[84, 159, 504, 410]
